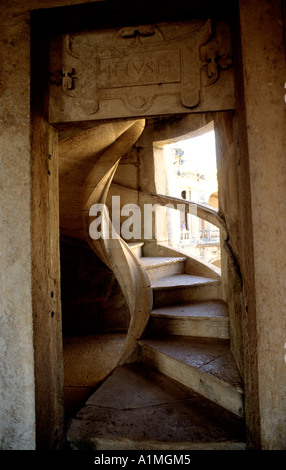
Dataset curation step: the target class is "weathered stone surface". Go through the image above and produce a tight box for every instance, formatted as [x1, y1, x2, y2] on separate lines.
[0, 0, 105, 452]
[214, 111, 243, 374]
[149, 300, 230, 339]
[1, 0, 285, 452]
[139, 336, 244, 417]
[67, 363, 246, 450]
[152, 274, 221, 307]
[236, 0, 286, 449]
[59, 120, 137, 240]
[49, 19, 235, 123]
[0, 7, 35, 451]
[63, 333, 126, 420]
[140, 256, 186, 281]
[60, 237, 130, 336]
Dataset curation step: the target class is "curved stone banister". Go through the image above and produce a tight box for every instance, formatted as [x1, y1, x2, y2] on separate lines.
[148, 192, 227, 238]
[82, 119, 153, 365]
[109, 182, 227, 237]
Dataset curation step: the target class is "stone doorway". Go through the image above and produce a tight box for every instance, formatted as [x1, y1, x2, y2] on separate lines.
[30, 1, 243, 448]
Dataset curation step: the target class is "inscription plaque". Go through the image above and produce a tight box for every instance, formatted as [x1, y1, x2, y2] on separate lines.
[98, 50, 181, 88]
[49, 19, 235, 123]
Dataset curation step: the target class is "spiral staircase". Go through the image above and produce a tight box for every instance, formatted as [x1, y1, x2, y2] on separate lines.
[59, 119, 246, 449]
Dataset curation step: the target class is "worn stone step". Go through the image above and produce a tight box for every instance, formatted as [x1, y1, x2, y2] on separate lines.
[149, 300, 229, 339]
[128, 242, 144, 258]
[151, 274, 222, 307]
[140, 256, 186, 281]
[66, 362, 246, 450]
[138, 336, 244, 418]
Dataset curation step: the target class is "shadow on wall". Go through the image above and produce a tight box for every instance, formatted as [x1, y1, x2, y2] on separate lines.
[60, 237, 130, 337]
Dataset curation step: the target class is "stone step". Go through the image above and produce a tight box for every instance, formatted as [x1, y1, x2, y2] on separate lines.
[138, 335, 244, 418]
[128, 242, 144, 258]
[149, 300, 230, 339]
[140, 256, 186, 281]
[151, 274, 222, 307]
[66, 363, 246, 450]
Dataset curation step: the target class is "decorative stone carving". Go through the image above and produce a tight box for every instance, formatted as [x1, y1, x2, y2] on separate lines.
[49, 19, 235, 123]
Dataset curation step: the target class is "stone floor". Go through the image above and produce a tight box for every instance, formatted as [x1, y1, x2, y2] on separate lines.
[63, 333, 126, 422]
[66, 362, 246, 450]
[63, 334, 246, 450]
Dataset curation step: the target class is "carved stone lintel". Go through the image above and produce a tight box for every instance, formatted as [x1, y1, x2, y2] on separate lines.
[49, 19, 235, 123]
[62, 68, 77, 94]
[123, 93, 155, 113]
[114, 24, 165, 45]
[201, 53, 233, 87]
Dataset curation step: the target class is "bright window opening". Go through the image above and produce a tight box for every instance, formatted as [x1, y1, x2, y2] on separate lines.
[155, 123, 221, 269]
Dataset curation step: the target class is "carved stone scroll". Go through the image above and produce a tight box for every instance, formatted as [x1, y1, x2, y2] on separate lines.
[49, 19, 235, 123]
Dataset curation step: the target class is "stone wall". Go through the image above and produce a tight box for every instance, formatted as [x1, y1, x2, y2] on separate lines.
[0, 0, 102, 451]
[0, 0, 285, 450]
[237, 0, 286, 449]
[0, 7, 35, 450]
